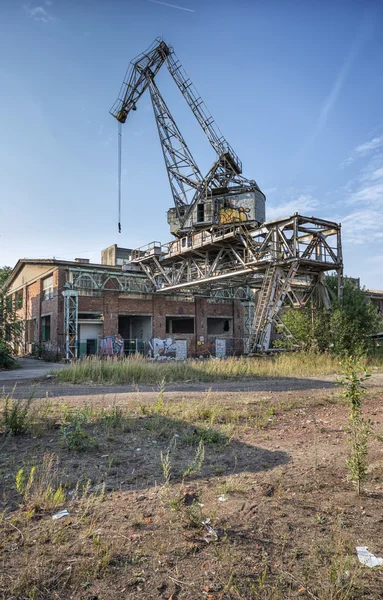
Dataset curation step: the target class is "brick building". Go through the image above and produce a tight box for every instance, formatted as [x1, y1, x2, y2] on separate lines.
[3, 247, 246, 359]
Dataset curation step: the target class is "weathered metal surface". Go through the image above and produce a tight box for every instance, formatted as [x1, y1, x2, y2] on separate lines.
[110, 38, 266, 236]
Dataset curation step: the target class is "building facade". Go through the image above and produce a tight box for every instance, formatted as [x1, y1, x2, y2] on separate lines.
[3, 250, 245, 360]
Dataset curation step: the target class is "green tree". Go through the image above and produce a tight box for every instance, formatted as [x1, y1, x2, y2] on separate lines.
[280, 275, 380, 355]
[328, 276, 380, 355]
[0, 265, 21, 368]
[0, 266, 11, 288]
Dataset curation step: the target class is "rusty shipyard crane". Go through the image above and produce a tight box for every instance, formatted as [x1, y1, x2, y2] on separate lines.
[110, 38, 266, 237]
[109, 38, 343, 353]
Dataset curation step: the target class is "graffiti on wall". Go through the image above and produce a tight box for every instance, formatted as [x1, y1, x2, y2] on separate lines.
[99, 335, 124, 356]
[150, 337, 177, 358]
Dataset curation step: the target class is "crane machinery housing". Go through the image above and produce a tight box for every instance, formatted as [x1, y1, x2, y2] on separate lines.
[108, 38, 343, 353]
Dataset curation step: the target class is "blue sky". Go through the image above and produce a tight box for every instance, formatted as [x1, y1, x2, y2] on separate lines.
[0, 0, 382, 288]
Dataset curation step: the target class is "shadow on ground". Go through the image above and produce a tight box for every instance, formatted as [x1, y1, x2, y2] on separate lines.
[0, 411, 290, 511]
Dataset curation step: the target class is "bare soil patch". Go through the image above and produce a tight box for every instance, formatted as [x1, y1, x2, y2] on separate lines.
[1, 382, 383, 599]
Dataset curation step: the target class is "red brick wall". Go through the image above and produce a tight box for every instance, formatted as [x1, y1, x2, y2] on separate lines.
[13, 265, 246, 357]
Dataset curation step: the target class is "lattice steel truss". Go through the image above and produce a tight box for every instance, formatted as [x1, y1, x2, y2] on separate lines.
[62, 289, 79, 360]
[129, 214, 343, 351]
[67, 268, 155, 294]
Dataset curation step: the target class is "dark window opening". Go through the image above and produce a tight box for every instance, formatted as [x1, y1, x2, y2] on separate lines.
[41, 316, 51, 341]
[207, 317, 232, 335]
[197, 203, 205, 222]
[166, 317, 194, 334]
[86, 339, 97, 355]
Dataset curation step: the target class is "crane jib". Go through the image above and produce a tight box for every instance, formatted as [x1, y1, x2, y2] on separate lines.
[110, 38, 266, 237]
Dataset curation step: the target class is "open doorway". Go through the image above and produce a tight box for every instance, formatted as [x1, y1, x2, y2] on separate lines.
[118, 315, 152, 354]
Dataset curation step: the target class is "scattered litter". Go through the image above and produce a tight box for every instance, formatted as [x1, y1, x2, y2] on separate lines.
[356, 547, 383, 568]
[52, 509, 69, 520]
[137, 494, 146, 501]
[218, 495, 228, 502]
[202, 518, 218, 543]
[101, 454, 109, 458]
[183, 492, 199, 506]
[132, 468, 135, 475]
[174, 434, 180, 438]
[136, 448, 141, 452]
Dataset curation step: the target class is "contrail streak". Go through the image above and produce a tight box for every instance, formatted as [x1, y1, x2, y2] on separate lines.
[148, 0, 195, 12]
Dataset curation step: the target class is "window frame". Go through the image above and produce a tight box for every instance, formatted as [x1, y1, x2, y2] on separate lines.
[41, 315, 51, 342]
[42, 275, 54, 301]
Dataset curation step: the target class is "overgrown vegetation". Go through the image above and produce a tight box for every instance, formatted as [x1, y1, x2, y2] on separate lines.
[1, 392, 34, 435]
[339, 358, 372, 495]
[281, 275, 381, 355]
[54, 351, 383, 385]
[0, 265, 21, 369]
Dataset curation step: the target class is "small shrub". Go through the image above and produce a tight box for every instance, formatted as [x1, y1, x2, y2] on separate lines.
[60, 407, 94, 451]
[160, 435, 177, 485]
[1, 392, 34, 435]
[184, 500, 204, 528]
[185, 427, 222, 445]
[154, 378, 166, 413]
[339, 358, 372, 495]
[15, 453, 65, 511]
[183, 439, 205, 480]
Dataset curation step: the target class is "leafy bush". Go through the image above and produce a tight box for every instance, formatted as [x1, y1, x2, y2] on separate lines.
[0, 344, 16, 369]
[281, 276, 381, 355]
[60, 407, 95, 451]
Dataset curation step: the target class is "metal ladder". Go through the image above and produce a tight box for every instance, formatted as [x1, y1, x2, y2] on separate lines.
[247, 260, 300, 353]
[247, 264, 277, 353]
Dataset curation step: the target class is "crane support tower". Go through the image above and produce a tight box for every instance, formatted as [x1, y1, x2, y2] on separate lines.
[111, 38, 343, 352]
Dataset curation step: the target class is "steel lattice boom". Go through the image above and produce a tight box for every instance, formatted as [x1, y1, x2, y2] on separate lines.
[128, 214, 343, 351]
[110, 38, 266, 237]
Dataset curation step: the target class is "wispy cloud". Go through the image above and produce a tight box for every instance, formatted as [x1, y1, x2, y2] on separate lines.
[341, 135, 383, 167]
[342, 209, 383, 244]
[341, 155, 383, 244]
[24, 3, 54, 23]
[148, 0, 195, 12]
[267, 194, 318, 221]
[348, 158, 383, 206]
[355, 136, 383, 154]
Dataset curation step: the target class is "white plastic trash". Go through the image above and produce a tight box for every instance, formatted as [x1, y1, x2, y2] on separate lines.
[356, 546, 383, 568]
[52, 509, 69, 520]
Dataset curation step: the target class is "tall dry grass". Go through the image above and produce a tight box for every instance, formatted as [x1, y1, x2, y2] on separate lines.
[54, 353, 382, 385]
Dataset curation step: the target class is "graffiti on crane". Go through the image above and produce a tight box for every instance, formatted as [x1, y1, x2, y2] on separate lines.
[218, 205, 250, 224]
[215, 195, 254, 225]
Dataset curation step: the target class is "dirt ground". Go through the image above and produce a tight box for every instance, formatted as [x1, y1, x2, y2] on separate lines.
[1, 376, 383, 599]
